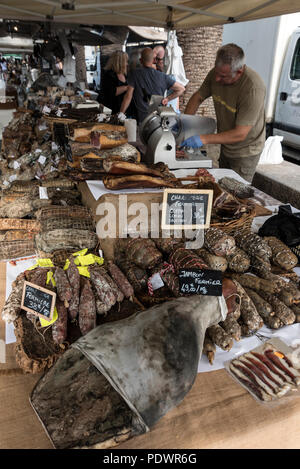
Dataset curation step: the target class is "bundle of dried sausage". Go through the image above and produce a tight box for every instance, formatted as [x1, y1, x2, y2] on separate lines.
[202, 334, 216, 364]
[230, 273, 279, 295]
[1, 272, 26, 323]
[225, 247, 250, 273]
[89, 265, 116, 312]
[78, 278, 96, 336]
[204, 227, 236, 257]
[115, 253, 148, 293]
[54, 267, 72, 308]
[206, 324, 234, 351]
[219, 315, 241, 342]
[153, 237, 183, 255]
[222, 277, 240, 319]
[66, 257, 81, 320]
[234, 232, 272, 262]
[195, 248, 228, 272]
[107, 261, 134, 299]
[232, 280, 263, 333]
[52, 299, 68, 344]
[127, 238, 162, 270]
[97, 267, 124, 302]
[259, 291, 296, 326]
[264, 236, 298, 271]
[169, 247, 208, 272]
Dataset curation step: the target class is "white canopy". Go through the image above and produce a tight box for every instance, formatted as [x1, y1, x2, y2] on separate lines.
[0, 1, 299, 28]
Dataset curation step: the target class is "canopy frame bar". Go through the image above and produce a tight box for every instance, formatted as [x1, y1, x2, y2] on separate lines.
[234, 0, 281, 21]
[0, 3, 45, 18]
[54, 7, 167, 26]
[140, 0, 230, 20]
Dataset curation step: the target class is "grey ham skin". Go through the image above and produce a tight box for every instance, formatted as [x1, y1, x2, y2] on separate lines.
[244, 354, 282, 388]
[239, 359, 277, 393]
[264, 350, 298, 383]
[252, 352, 289, 383]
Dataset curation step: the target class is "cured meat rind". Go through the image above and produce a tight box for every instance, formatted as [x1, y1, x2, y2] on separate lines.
[89, 265, 116, 311]
[264, 236, 298, 271]
[52, 299, 68, 344]
[54, 267, 72, 307]
[206, 324, 234, 351]
[204, 227, 236, 257]
[66, 257, 81, 320]
[78, 278, 96, 336]
[107, 261, 134, 298]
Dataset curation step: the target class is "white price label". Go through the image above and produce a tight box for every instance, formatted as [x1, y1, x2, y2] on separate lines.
[42, 105, 51, 114]
[39, 186, 49, 199]
[8, 174, 17, 182]
[150, 273, 164, 291]
[38, 155, 47, 165]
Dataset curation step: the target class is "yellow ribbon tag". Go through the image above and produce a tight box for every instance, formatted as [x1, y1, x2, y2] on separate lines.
[46, 271, 56, 287]
[27, 258, 54, 270]
[76, 254, 104, 266]
[77, 266, 91, 278]
[73, 248, 88, 257]
[39, 306, 58, 327]
[64, 254, 104, 273]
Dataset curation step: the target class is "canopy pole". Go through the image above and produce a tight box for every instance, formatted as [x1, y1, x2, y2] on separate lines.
[166, 6, 174, 31]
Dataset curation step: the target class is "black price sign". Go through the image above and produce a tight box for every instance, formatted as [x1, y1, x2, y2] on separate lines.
[178, 269, 223, 296]
[21, 281, 56, 322]
[161, 189, 213, 230]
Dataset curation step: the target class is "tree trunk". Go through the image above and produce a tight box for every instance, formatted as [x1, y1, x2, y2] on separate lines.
[176, 26, 223, 117]
[75, 44, 87, 86]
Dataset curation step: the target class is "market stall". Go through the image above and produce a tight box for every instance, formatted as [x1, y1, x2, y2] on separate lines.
[0, 0, 300, 452]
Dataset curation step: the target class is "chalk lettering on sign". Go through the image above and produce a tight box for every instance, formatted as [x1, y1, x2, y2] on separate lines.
[178, 269, 222, 296]
[162, 189, 213, 230]
[21, 281, 56, 322]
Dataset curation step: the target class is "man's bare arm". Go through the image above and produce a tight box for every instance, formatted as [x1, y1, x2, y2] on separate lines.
[161, 82, 185, 105]
[120, 86, 134, 114]
[200, 125, 252, 145]
[184, 91, 205, 115]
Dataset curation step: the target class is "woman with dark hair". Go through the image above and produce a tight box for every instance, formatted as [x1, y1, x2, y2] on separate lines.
[100, 50, 136, 118]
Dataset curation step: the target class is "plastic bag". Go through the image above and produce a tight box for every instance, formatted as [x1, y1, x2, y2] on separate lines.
[258, 136, 284, 165]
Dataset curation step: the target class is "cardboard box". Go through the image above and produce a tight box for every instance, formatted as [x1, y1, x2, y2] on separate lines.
[78, 182, 164, 260]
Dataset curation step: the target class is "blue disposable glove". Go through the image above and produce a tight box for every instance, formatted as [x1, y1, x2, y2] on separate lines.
[180, 135, 203, 148]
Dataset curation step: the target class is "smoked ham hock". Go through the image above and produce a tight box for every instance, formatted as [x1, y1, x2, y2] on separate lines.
[30, 295, 226, 449]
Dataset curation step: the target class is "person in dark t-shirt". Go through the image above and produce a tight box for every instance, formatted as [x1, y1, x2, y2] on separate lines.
[120, 48, 185, 124]
[99, 51, 137, 118]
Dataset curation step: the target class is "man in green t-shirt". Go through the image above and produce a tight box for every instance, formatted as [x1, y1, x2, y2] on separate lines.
[182, 43, 266, 182]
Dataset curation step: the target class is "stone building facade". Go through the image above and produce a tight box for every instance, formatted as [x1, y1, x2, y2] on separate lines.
[177, 25, 223, 117]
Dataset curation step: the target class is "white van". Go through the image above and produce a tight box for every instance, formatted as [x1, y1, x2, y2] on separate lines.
[223, 13, 300, 162]
[85, 50, 101, 91]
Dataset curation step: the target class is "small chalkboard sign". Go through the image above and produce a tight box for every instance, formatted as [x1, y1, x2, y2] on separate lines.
[21, 281, 56, 322]
[178, 269, 223, 296]
[161, 189, 213, 230]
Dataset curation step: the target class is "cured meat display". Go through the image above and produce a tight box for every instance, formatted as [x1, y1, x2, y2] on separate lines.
[227, 342, 300, 402]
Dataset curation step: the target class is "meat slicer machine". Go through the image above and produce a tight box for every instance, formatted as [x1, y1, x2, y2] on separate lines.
[139, 97, 216, 169]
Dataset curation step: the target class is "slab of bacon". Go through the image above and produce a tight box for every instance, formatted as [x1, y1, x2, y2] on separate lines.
[228, 342, 300, 402]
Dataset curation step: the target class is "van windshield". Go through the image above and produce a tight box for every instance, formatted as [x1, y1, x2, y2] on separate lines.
[290, 37, 300, 80]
